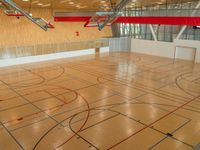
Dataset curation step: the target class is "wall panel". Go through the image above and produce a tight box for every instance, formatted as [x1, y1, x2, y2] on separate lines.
[131, 39, 200, 63]
[0, 8, 112, 46]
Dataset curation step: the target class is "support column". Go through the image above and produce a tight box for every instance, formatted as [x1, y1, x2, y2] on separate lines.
[149, 24, 158, 41]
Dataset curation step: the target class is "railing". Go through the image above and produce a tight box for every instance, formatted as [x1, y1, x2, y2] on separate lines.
[0, 39, 109, 59]
[122, 9, 200, 16]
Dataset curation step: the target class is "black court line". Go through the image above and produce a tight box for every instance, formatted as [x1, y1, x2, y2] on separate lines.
[135, 93, 200, 113]
[9, 90, 127, 131]
[107, 95, 200, 150]
[67, 104, 192, 149]
[99, 75, 190, 105]
[77, 64, 194, 101]
[67, 101, 190, 141]
[0, 88, 77, 113]
[1, 89, 78, 128]
[1, 64, 198, 132]
[0, 122, 24, 150]
[149, 119, 193, 149]
[0, 52, 199, 149]
[32, 91, 91, 150]
[1, 77, 43, 87]
[176, 72, 200, 97]
[0, 80, 81, 129]
[8, 93, 118, 132]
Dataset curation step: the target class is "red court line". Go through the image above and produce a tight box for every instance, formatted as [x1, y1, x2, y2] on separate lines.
[54, 93, 90, 149]
[2, 87, 78, 126]
[107, 95, 200, 150]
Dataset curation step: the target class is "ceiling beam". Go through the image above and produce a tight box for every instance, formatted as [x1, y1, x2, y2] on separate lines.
[149, 24, 157, 41]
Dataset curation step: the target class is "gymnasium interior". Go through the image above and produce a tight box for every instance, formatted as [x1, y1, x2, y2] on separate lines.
[0, 0, 200, 149]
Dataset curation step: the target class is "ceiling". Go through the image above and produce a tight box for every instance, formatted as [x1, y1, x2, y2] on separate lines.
[4, 0, 197, 11]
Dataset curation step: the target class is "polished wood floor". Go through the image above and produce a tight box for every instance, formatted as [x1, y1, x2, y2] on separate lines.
[0, 52, 200, 150]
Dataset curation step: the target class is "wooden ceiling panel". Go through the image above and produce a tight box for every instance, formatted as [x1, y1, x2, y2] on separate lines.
[10, 0, 197, 11]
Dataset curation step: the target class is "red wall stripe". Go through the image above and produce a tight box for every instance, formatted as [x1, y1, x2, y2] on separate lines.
[54, 16, 200, 26]
[54, 16, 91, 22]
[115, 16, 200, 26]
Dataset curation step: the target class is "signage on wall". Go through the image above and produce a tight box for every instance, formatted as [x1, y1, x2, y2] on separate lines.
[193, 26, 200, 29]
[76, 32, 80, 36]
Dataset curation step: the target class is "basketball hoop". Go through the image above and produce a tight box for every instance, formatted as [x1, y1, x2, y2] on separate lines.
[34, 18, 55, 29]
[47, 23, 55, 29]
[46, 20, 55, 29]
[84, 16, 113, 28]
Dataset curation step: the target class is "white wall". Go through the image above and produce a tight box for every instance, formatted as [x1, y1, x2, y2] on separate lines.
[0, 47, 109, 67]
[174, 39, 200, 63]
[131, 39, 174, 58]
[131, 39, 200, 63]
[109, 37, 131, 52]
[175, 47, 196, 61]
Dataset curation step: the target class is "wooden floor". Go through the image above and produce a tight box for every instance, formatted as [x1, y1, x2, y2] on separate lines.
[0, 52, 200, 150]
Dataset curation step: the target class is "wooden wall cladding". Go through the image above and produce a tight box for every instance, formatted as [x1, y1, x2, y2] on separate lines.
[0, 40, 109, 59]
[0, 8, 112, 46]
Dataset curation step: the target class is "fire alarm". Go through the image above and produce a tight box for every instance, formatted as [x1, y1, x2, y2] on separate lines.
[76, 32, 80, 36]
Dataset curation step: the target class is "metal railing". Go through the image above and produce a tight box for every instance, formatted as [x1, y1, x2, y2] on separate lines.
[123, 9, 200, 16]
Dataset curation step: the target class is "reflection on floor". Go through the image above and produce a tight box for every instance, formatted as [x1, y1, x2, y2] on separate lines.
[0, 52, 199, 150]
